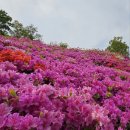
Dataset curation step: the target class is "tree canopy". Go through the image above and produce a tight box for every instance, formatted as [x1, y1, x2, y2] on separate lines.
[11, 20, 42, 40]
[106, 37, 129, 57]
[0, 10, 12, 35]
[0, 10, 42, 40]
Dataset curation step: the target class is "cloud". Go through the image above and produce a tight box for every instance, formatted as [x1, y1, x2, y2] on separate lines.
[0, 0, 130, 49]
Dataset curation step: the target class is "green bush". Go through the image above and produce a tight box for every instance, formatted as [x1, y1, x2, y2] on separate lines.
[59, 42, 68, 48]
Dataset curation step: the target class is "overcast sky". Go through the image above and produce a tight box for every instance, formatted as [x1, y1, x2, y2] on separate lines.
[0, 0, 130, 49]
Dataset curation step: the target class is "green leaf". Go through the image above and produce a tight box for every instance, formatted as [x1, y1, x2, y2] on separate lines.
[9, 89, 17, 97]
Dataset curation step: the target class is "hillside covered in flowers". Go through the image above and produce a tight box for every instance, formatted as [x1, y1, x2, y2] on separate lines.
[0, 35, 130, 130]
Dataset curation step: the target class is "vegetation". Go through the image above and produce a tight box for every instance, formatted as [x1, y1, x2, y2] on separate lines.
[59, 42, 68, 48]
[11, 20, 42, 40]
[0, 10, 130, 55]
[0, 10, 42, 40]
[0, 35, 130, 129]
[106, 36, 129, 57]
[0, 10, 12, 35]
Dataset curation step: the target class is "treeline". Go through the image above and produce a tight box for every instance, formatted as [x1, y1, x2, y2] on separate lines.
[0, 10, 42, 40]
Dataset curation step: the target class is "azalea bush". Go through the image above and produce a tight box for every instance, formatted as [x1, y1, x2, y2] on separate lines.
[0, 35, 130, 130]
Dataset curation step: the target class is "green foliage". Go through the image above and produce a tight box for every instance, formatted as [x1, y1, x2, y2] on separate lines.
[49, 42, 69, 48]
[11, 20, 42, 40]
[59, 42, 68, 48]
[25, 25, 42, 40]
[9, 89, 17, 97]
[93, 93, 100, 100]
[106, 37, 129, 57]
[0, 10, 12, 35]
[0, 10, 42, 40]
[10, 20, 23, 38]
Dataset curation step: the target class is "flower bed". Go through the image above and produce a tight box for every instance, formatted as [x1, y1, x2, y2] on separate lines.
[0, 35, 130, 130]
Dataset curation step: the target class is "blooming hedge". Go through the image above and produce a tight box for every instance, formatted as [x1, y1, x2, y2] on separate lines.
[0, 35, 130, 130]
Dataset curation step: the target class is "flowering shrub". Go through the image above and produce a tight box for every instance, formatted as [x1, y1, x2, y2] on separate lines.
[0, 35, 130, 130]
[0, 49, 31, 63]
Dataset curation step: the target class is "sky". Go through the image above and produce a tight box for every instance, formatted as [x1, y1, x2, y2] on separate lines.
[0, 0, 130, 49]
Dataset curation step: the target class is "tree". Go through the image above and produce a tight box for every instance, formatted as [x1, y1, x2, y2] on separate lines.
[11, 20, 42, 40]
[24, 25, 42, 40]
[0, 10, 42, 40]
[106, 37, 129, 57]
[0, 10, 12, 35]
[10, 20, 23, 38]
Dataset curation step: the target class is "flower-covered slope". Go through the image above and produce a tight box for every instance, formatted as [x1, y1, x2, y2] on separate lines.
[0, 35, 130, 130]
